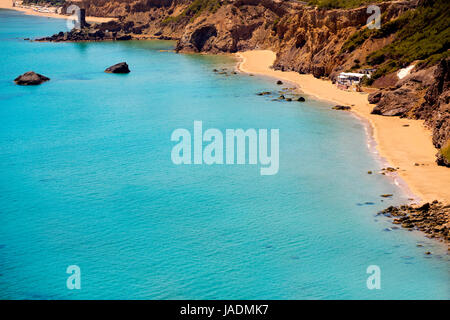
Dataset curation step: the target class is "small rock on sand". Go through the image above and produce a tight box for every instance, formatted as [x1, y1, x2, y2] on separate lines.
[332, 105, 351, 111]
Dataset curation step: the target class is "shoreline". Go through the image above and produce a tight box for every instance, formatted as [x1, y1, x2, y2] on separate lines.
[0, 0, 113, 23]
[236, 50, 450, 205]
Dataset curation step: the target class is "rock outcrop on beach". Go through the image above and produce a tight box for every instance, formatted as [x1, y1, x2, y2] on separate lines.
[369, 58, 450, 166]
[379, 201, 450, 243]
[14, 71, 50, 85]
[36, 20, 148, 42]
[105, 62, 131, 73]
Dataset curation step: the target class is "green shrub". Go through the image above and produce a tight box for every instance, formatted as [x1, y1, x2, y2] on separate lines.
[306, 0, 387, 9]
[22, 0, 65, 5]
[162, 0, 226, 24]
[441, 141, 450, 163]
[341, 0, 450, 79]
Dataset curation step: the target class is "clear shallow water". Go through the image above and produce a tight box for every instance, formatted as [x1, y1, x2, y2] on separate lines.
[0, 10, 448, 299]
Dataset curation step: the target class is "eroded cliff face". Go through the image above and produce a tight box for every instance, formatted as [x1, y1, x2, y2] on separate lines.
[172, 0, 417, 76]
[73, 0, 183, 18]
[72, 0, 418, 77]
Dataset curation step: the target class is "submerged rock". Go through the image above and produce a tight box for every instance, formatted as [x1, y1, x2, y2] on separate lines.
[297, 96, 306, 102]
[379, 201, 450, 244]
[14, 71, 50, 85]
[105, 62, 130, 74]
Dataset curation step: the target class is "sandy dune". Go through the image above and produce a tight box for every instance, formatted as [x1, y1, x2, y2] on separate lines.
[237, 50, 450, 204]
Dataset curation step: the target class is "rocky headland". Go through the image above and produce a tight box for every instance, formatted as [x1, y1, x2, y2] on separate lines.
[379, 201, 450, 244]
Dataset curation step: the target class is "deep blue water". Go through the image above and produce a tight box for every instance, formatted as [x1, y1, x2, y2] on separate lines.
[0, 9, 448, 299]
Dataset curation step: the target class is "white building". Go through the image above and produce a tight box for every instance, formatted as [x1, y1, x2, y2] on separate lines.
[337, 72, 370, 86]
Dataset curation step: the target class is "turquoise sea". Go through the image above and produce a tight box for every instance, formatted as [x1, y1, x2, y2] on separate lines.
[0, 10, 448, 299]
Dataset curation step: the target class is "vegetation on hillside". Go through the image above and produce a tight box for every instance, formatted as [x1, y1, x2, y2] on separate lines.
[441, 140, 450, 160]
[342, 0, 450, 81]
[163, 0, 226, 24]
[306, 0, 387, 9]
[22, 0, 65, 6]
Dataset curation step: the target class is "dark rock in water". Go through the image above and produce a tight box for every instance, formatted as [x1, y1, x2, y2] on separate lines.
[286, 98, 292, 101]
[276, 80, 283, 85]
[380, 194, 393, 198]
[105, 62, 130, 74]
[278, 95, 285, 100]
[297, 96, 305, 102]
[332, 105, 351, 111]
[14, 71, 50, 85]
[35, 20, 138, 42]
[257, 91, 271, 96]
[357, 202, 375, 206]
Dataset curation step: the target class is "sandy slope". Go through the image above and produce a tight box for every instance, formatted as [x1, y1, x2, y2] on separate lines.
[237, 50, 450, 204]
[0, 0, 113, 23]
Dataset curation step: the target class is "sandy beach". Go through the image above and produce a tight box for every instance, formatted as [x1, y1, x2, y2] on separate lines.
[0, 0, 113, 23]
[237, 50, 450, 204]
